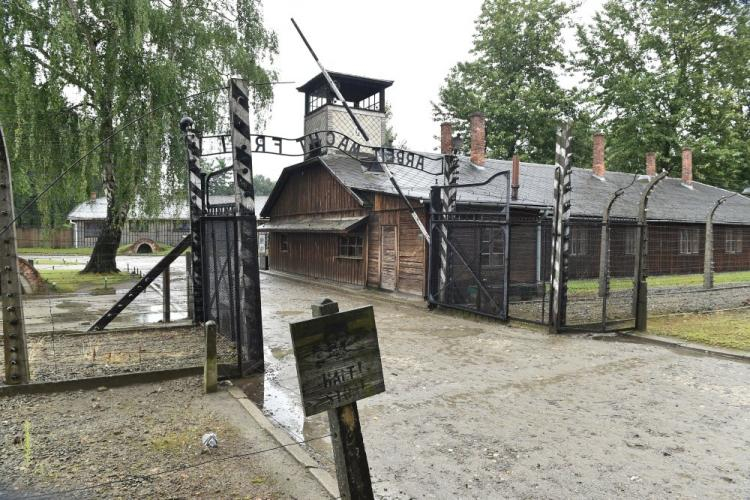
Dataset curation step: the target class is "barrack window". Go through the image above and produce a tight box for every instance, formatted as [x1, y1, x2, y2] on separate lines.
[725, 229, 742, 254]
[679, 228, 700, 255]
[338, 235, 363, 258]
[570, 227, 589, 256]
[480, 228, 504, 267]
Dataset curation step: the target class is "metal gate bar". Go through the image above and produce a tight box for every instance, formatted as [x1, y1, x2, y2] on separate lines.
[427, 171, 511, 319]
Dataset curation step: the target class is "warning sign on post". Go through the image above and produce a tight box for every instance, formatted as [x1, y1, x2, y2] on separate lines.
[289, 306, 385, 417]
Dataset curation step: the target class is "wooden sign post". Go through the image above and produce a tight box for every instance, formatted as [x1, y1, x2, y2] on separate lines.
[290, 299, 384, 500]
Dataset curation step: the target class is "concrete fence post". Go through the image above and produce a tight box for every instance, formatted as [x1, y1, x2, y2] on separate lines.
[204, 320, 217, 393]
[162, 266, 171, 323]
[185, 253, 194, 320]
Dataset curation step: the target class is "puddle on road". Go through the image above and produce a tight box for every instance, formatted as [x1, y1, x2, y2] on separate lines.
[55, 300, 91, 310]
[427, 326, 486, 338]
[275, 310, 305, 318]
[271, 347, 293, 359]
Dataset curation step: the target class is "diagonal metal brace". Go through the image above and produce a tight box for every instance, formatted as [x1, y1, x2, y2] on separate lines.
[88, 235, 192, 331]
[438, 230, 502, 313]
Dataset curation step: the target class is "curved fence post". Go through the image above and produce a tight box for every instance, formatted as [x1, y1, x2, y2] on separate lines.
[633, 170, 668, 331]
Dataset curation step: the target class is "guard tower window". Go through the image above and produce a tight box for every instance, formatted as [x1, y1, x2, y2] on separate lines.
[309, 94, 326, 113]
[358, 93, 380, 111]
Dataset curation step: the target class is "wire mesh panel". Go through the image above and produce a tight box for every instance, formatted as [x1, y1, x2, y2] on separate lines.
[603, 219, 638, 328]
[507, 217, 552, 324]
[562, 219, 605, 329]
[201, 217, 242, 368]
[428, 174, 511, 319]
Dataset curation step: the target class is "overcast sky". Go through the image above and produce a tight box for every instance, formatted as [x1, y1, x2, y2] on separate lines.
[254, 0, 604, 180]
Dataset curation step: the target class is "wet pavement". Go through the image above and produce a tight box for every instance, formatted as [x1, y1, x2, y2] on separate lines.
[255, 272, 750, 499]
[18, 254, 189, 332]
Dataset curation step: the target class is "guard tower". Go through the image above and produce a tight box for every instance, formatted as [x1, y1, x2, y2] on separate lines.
[298, 72, 393, 149]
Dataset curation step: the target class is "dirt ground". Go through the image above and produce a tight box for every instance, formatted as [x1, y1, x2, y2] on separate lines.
[0, 376, 329, 499]
[256, 272, 750, 499]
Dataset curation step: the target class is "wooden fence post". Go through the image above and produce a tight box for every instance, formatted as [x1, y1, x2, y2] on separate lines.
[162, 266, 171, 323]
[311, 299, 374, 500]
[204, 320, 217, 393]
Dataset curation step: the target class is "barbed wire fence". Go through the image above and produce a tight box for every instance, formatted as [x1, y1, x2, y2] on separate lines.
[1, 81, 294, 385]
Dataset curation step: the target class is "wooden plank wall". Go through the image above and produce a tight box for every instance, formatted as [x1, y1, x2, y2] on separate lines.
[75, 220, 189, 248]
[269, 232, 365, 286]
[366, 194, 427, 295]
[16, 227, 73, 248]
[268, 164, 361, 217]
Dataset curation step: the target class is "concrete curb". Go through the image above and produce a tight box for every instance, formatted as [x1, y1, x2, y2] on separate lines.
[619, 332, 750, 363]
[227, 386, 339, 499]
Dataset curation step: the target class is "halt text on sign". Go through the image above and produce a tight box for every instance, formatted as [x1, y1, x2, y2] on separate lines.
[290, 306, 385, 417]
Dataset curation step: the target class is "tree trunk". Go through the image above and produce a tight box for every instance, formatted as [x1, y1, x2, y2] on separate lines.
[82, 99, 125, 274]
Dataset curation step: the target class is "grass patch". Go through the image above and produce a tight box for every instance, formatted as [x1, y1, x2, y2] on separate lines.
[28, 258, 82, 266]
[569, 270, 750, 296]
[39, 269, 136, 293]
[647, 308, 750, 351]
[19, 247, 93, 256]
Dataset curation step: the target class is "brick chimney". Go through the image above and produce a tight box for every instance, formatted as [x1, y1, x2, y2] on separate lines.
[646, 152, 656, 177]
[511, 154, 520, 201]
[440, 122, 452, 155]
[469, 112, 486, 166]
[90, 192, 97, 201]
[681, 147, 693, 187]
[592, 133, 605, 179]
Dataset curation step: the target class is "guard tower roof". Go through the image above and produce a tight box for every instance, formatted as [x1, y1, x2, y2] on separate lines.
[297, 71, 393, 102]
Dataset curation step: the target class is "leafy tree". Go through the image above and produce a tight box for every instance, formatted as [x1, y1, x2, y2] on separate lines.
[253, 174, 275, 196]
[204, 158, 275, 196]
[576, 0, 750, 190]
[435, 0, 575, 163]
[2, 0, 277, 272]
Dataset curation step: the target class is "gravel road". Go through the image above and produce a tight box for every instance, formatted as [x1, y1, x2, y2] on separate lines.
[255, 272, 750, 499]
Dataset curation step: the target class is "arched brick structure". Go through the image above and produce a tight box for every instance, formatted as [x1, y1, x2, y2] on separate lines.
[124, 238, 162, 255]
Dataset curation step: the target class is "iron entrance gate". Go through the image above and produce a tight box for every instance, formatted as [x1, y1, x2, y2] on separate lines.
[427, 172, 511, 319]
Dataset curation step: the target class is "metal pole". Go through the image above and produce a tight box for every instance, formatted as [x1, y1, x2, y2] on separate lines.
[548, 124, 572, 333]
[291, 18, 370, 143]
[633, 170, 668, 331]
[229, 78, 264, 374]
[438, 154, 459, 303]
[0, 126, 30, 384]
[180, 117, 204, 323]
[204, 320, 217, 393]
[185, 253, 194, 320]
